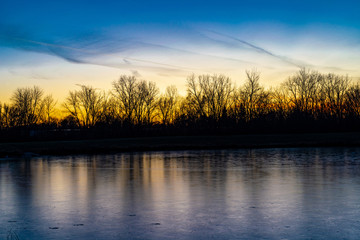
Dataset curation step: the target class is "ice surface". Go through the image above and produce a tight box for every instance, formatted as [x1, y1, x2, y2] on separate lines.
[1, 148, 360, 239]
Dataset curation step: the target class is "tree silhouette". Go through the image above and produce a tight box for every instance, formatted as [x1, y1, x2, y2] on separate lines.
[319, 73, 350, 119]
[42, 95, 57, 124]
[112, 75, 139, 124]
[134, 80, 159, 125]
[63, 85, 104, 127]
[284, 68, 322, 114]
[234, 70, 269, 121]
[345, 84, 360, 118]
[0, 68, 359, 141]
[112, 75, 159, 125]
[158, 85, 179, 125]
[186, 74, 233, 121]
[11, 86, 44, 126]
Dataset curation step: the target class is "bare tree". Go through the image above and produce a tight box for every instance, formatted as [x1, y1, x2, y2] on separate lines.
[319, 73, 350, 119]
[79, 85, 104, 126]
[272, 87, 290, 119]
[345, 84, 360, 117]
[237, 70, 268, 121]
[142, 81, 159, 124]
[112, 76, 159, 125]
[63, 85, 105, 127]
[42, 95, 57, 124]
[158, 85, 179, 125]
[11, 86, 44, 126]
[186, 74, 233, 120]
[63, 91, 80, 126]
[131, 80, 159, 125]
[0, 103, 15, 128]
[186, 74, 205, 118]
[112, 75, 138, 124]
[283, 68, 322, 113]
[100, 94, 118, 124]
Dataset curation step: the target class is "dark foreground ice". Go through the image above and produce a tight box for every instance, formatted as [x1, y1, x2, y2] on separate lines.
[1, 148, 360, 239]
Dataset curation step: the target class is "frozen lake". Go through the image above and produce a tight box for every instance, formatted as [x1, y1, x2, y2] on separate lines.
[1, 148, 360, 239]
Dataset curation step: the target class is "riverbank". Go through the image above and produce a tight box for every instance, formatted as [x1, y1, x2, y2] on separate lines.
[0, 132, 360, 158]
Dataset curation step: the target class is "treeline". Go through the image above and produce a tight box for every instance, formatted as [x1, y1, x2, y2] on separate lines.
[1, 68, 360, 140]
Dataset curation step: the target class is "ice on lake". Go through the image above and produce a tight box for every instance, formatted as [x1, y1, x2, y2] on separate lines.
[1, 148, 360, 239]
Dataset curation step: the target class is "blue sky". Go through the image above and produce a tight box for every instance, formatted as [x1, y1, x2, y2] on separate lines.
[1, 0, 360, 101]
[2, 0, 360, 27]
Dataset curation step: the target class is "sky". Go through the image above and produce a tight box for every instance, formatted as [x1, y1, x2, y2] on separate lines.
[1, 0, 360, 102]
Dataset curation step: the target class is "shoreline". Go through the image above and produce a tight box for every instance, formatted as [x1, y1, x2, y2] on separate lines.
[1, 132, 360, 158]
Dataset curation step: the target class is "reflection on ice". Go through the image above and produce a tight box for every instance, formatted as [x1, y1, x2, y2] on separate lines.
[1, 148, 360, 239]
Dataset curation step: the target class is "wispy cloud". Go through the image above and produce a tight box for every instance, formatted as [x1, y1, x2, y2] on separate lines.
[22, 37, 199, 73]
[0, 24, 196, 73]
[0, 24, 262, 73]
[134, 40, 257, 66]
[199, 29, 357, 73]
[202, 29, 310, 68]
[1, 23, 358, 77]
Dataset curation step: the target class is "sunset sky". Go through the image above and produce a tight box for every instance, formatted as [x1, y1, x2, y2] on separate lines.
[1, 0, 360, 102]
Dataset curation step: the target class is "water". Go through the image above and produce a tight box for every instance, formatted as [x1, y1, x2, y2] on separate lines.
[1, 148, 360, 239]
